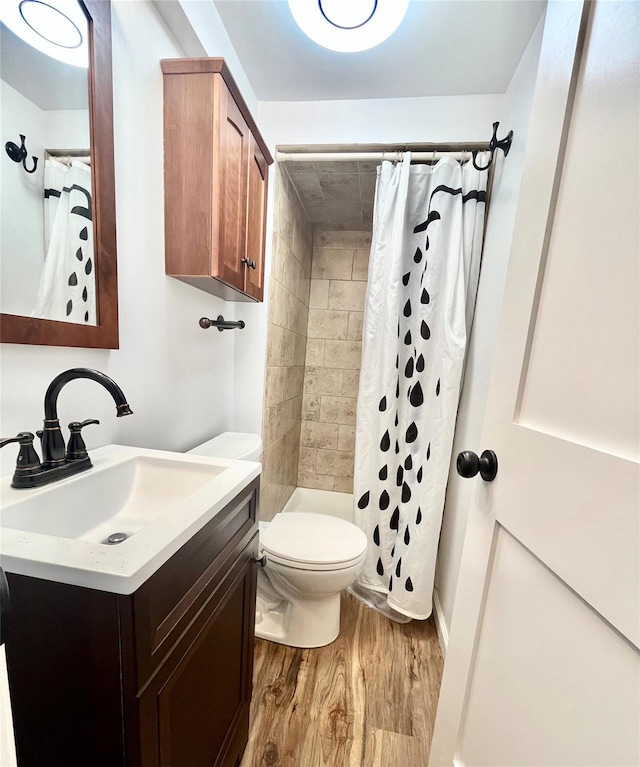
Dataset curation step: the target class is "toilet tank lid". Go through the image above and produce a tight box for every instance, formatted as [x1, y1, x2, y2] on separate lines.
[260, 512, 367, 566]
[188, 432, 262, 460]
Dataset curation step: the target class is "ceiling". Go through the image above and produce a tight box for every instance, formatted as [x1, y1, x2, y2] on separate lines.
[213, 0, 546, 102]
[285, 159, 377, 231]
[0, 24, 88, 111]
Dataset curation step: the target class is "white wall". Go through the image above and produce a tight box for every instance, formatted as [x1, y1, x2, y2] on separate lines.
[435, 16, 546, 637]
[0, 81, 46, 318]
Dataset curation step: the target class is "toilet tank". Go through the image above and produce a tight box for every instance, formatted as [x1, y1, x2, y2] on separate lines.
[188, 432, 262, 462]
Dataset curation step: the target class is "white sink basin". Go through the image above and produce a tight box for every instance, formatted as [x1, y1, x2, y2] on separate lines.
[0, 445, 261, 594]
[2, 455, 225, 544]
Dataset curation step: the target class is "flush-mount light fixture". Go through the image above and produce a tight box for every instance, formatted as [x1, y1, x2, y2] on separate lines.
[288, 0, 410, 53]
[0, 0, 88, 67]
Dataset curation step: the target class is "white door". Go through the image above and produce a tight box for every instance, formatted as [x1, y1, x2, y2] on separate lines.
[430, 2, 640, 765]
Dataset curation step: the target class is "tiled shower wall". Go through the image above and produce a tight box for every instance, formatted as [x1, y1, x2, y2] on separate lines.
[298, 230, 371, 493]
[260, 166, 313, 521]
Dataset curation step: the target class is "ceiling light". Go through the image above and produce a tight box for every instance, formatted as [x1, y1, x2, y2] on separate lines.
[0, 0, 88, 67]
[288, 0, 410, 53]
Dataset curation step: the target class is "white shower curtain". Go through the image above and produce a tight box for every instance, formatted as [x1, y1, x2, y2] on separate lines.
[352, 153, 488, 620]
[33, 158, 95, 324]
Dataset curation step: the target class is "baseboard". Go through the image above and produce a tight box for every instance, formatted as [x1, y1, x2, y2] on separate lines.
[433, 589, 449, 656]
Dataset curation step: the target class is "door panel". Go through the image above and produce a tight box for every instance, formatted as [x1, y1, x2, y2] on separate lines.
[517, 0, 639, 460]
[244, 135, 268, 301]
[431, 3, 640, 764]
[459, 529, 639, 767]
[216, 85, 249, 291]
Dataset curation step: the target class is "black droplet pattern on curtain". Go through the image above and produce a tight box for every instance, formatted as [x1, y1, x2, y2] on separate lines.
[356, 183, 487, 605]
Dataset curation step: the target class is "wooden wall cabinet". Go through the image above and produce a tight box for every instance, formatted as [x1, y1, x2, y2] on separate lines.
[5, 479, 260, 767]
[161, 59, 272, 303]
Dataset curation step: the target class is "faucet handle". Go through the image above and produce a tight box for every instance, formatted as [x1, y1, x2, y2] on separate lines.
[0, 432, 42, 475]
[70, 419, 100, 431]
[1, 432, 35, 450]
[66, 420, 100, 461]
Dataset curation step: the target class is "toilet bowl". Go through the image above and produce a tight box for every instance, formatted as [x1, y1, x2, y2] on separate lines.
[187, 433, 367, 648]
[257, 512, 367, 648]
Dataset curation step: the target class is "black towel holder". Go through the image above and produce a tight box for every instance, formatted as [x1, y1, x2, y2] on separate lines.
[199, 316, 245, 332]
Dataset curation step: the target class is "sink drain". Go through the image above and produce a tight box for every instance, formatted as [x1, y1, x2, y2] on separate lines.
[104, 532, 128, 545]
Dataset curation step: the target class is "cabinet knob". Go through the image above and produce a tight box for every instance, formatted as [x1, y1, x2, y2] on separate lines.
[254, 555, 267, 567]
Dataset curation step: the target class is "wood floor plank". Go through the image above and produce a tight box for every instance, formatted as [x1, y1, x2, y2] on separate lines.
[240, 594, 443, 767]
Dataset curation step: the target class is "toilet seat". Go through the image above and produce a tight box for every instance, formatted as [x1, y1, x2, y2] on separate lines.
[260, 512, 367, 571]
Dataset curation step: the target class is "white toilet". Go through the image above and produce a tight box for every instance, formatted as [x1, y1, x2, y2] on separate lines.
[188, 432, 368, 648]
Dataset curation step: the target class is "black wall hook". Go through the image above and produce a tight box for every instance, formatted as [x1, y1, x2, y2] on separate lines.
[5, 134, 38, 174]
[472, 122, 513, 171]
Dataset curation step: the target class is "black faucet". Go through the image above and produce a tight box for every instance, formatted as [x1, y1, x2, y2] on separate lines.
[0, 368, 133, 489]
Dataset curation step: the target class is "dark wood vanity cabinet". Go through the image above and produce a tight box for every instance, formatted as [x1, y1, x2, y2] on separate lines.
[161, 58, 272, 303]
[4, 479, 259, 767]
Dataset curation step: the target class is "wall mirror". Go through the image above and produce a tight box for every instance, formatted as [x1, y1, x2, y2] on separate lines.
[0, 0, 118, 348]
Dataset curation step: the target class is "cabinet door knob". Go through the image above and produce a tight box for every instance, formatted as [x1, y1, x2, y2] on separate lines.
[456, 449, 498, 482]
[241, 257, 250, 268]
[254, 555, 267, 567]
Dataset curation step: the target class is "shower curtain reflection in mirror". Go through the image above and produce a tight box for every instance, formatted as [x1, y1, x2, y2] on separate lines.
[32, 157, 95, 324]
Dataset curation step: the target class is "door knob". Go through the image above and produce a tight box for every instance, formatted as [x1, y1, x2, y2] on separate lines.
[456, 449, 498, 482]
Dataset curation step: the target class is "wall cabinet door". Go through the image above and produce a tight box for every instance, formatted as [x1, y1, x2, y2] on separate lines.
[215, 84, 250, 293]
[243, 135, 268, 301]
[138, 535, 258, 767]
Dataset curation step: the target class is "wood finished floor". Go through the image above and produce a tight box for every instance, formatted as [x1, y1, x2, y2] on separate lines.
[240, 594, 444, 767]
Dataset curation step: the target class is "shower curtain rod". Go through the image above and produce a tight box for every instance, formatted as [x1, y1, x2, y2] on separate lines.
[277, 122, 513, 171]
[276, 150, 482, 163]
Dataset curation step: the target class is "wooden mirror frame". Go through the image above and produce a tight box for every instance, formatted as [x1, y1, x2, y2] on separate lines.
[0, 0, 118, 349]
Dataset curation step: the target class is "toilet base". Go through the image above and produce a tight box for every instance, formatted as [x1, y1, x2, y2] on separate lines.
[255, 591, 341, 648]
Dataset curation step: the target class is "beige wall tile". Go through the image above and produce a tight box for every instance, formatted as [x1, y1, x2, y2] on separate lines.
[306, 338, 325, 366]
[293, 332, 307, 367]
[324, 340, 362, 370]
[311, 249, 353, 280]
[347, 312, 364, 341]
[338, 425, 356, 452]
[352, 249, 370, 281]
[304, 366, 343, 396]
[319, 395, 357, 425]
[328, 280, 367, 311]
[309, 279, 330, 310]
[314, 230, 371, 249]
[298, 471, 334, 491]
[264, 367, 288, 407]
[301, 421, 340, 449]
[333, 476, 354, 494]
[298, 446, 317, 473]
[285, 365, 305, 401]
[302, 393, 321, 420]
[261, 172, 313, 517]
[341, 369, 360, 398]
[316, 448, 354, 478]
[307, 310, 348, 340]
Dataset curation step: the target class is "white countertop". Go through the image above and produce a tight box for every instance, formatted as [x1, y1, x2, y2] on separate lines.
[0, 445, 261, 595]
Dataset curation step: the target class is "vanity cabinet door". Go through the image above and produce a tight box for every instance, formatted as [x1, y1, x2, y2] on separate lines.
[244, 134, 268, 301]
[214, 83, 249, 293]
[137, 534, 258, 767]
